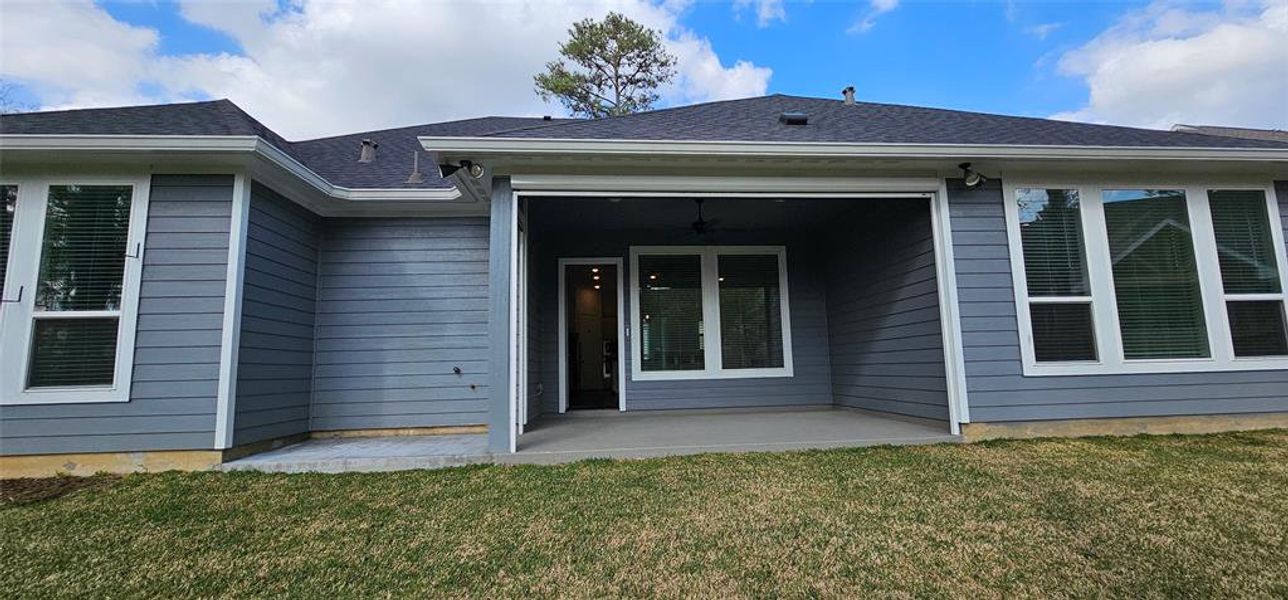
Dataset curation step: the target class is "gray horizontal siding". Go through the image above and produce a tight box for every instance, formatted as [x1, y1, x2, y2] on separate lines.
[232, 182, 320, 446]
[827, 203, 948, 421]
[0, 174, 231, 455]
[532, 229, 833, 414]
[310, 217, 490, 431]
[948, 178, 1288, 423]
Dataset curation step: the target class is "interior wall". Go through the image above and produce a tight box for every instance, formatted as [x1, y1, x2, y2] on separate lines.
[823, 200, 950, 421]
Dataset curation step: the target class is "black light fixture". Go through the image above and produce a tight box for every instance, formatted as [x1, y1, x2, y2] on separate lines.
[959, 162, 988, 188]
[438, 159, 485, 179]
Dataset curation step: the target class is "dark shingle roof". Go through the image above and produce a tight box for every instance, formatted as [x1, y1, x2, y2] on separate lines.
[1172, 124, 1288, 143]
[482, 94, 1288, 149]
[3, 96, 1285, 193]
[0, 100, 572, 189]
[290, 117, 574, 189]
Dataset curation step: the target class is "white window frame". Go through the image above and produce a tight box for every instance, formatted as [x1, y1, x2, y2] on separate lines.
[0, 174, 151, 404]
[629, 245, 794, 381]
[1003, 179, 1288, 376]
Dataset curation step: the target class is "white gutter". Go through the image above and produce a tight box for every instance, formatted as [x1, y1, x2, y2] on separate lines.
[420, 135, 1288, 162]
[0, 134, 466, 202]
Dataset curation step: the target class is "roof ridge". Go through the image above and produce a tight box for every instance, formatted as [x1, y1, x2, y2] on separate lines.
[480, 94, 778, 138]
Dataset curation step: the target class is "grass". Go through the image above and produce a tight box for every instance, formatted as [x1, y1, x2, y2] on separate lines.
[2, 431, 1287, 598]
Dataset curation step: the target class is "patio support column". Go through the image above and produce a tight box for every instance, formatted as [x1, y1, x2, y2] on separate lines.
[486, 177, 515, 454]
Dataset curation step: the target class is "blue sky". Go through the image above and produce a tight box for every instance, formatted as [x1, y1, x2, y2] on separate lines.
[2, 0, 1284, 139]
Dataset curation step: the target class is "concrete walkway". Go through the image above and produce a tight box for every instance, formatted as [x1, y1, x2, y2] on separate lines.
[220, 407, 959, 473]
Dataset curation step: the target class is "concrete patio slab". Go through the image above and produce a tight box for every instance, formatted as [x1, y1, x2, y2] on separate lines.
[219, 407, 960, 473]
[507, 406, 960, 464]
[219, 433, 490, 473]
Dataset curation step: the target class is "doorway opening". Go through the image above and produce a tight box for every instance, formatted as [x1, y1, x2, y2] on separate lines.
[559, 259, 624, 412]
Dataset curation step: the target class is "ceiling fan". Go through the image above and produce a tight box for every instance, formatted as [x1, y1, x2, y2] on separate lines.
[678, 198, 745, 238]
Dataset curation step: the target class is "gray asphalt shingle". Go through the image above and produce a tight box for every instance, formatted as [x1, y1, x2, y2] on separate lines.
[3, 95, 1284, 191]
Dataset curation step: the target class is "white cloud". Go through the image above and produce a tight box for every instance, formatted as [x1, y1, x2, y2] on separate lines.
[1026, 22, 1063, 40]
[0, 0, 772, 139]
[733, 0, 786, 27]
[848, 0, 900, 34]
[1053, 0, 1288, 129]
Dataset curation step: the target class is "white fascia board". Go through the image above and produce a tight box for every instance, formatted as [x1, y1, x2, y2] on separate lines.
[420, 136, 1288, 162]
[511, 174, 942, 193]
[0, 135, 466, 202]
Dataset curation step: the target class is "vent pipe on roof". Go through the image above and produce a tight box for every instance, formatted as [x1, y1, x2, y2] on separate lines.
[842, 86, 855, 105]
[358, 139, 378, 163]
[406, 151, 425, 184]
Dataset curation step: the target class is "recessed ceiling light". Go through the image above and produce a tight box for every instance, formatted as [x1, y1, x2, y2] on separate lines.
[594, 284, 601, 290]
[591, 267, 599, 273]
[649, 274, 657, 280]
[593, 275, 600, 281]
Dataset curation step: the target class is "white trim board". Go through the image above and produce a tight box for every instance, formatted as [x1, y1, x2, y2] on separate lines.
[0, 174, 151, 405]
[931, 186, 970, 430]
[214, 173, 251, 449]
[1002, 179, 1288, 376]
[629, 245, 795, 382]
[511, 175, 942, 194]
[0, 134, 468, 204]
[557, 257, 627, 414]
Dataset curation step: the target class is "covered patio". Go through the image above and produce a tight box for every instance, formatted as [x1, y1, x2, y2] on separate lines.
[220, 406, 957, 473]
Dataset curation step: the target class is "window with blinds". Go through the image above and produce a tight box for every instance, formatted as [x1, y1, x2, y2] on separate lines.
[718, 254, 784, 369]
[29, 185, 134, 388]
[1009, 182, 1288, 375]
[633, 246, 792, 379]
[1209, 190, 1288, 357]
[638, 254, 705, 372]
[1016, 188, 1096, 362]
[1103, 189, 1210, 359]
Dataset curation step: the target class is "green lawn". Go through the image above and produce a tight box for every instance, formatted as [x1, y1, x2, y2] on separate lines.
[3, 431, 1287, 598]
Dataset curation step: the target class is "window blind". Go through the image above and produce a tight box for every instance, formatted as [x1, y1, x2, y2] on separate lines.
[1030, 303, 1096, 362]
[1226, 301, 1288, 357]
[1209, 190, 1282, 294]
[1017, 188, 1089, 296]
[638, 254, 705, 371]
[1016, 188, 1096, 362]
[27, 318, 119, 387]
[27, 185, 133, 388]
[1209, 190, 1288, 357]
[1, 185, 15, 292]
[34, 185, 133, 312]
[718, 254, 784, 369]
[1103, 189, 1209, 359]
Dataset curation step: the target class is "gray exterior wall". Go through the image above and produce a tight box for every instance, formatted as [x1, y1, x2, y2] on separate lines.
[311, 216, 491, 431]
[531, 229, 834, 414]
[0, 175, 232, 455]
[232, 183, 321, 446]
[825, 202, 948, 420]
[948, 178, 1288, 422]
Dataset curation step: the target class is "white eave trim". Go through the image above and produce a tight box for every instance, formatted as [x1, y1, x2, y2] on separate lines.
[421, 136, 1288, 162]
[0, 134, 466, 202]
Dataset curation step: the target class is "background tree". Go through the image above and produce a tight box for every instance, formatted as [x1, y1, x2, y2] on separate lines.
[534, 12, 677, 119]
[0, 79, 34, 114]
